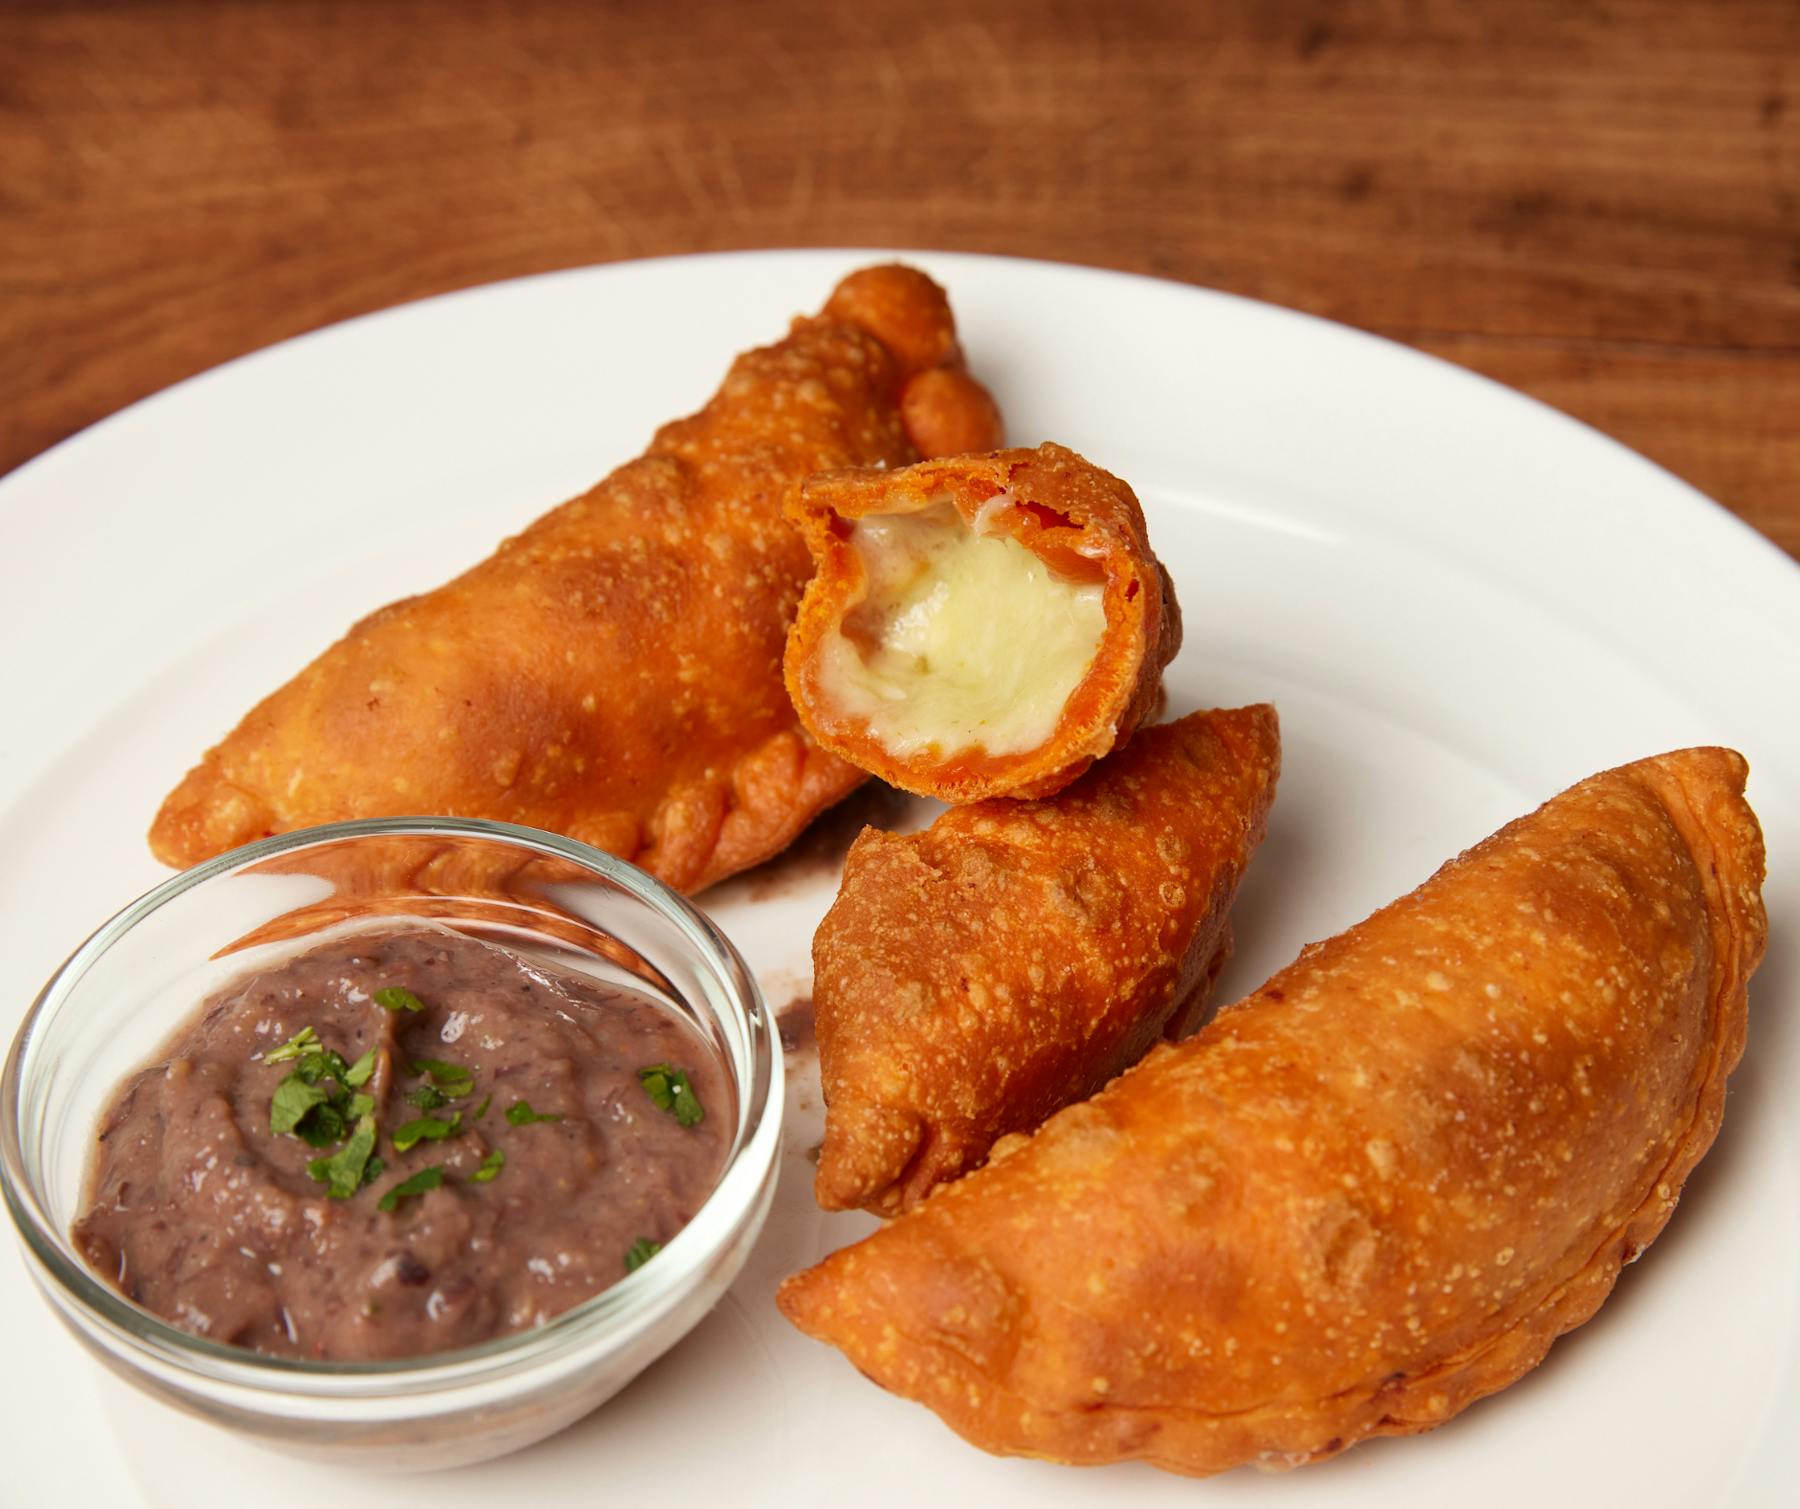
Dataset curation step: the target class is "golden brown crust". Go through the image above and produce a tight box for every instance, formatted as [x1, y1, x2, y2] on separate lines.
[783, 442, 1182, 803]
[779, 747, 1767, 1475]
[899, 368, 1004, 458]
[822, 265, 964, 375]
[148, 266, 1000, 892]
[812, 707, 1280, 1215]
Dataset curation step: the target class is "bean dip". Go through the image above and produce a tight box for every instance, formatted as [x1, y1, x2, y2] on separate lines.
[74, 925, 730, 1360]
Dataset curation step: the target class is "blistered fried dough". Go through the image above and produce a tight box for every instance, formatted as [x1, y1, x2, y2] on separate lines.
[780, 747, 1766, 1475]
[813, 706, 1280, 1216]
[784, 443, 1180, 803]
[149, 266, 1002, 890]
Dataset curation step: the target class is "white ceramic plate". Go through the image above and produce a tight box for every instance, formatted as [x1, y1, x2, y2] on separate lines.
[1, 251, 1795, 1506]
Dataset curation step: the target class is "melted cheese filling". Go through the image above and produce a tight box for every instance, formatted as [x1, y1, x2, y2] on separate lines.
[818, 501, 1106, 760]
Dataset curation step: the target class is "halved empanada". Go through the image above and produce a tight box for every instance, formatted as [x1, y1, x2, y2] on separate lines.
[783, 443, 1179, 802]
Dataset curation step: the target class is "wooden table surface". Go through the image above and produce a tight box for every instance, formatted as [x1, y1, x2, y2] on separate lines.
[4, 0, 1796, 559]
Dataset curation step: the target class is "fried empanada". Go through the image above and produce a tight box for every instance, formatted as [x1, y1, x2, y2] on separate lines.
[780, 747, 1766, 1475]
[813, 706, 1279, 1215]
[784, 443, 1180, 802]
[149, 266, 1002, 891]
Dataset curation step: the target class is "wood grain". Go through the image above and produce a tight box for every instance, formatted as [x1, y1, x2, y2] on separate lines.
[2, 0, 1796, 556]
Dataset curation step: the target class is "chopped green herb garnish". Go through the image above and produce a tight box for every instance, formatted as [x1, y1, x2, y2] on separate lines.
[269, 1031, 380, 1150]
[638, 1063, 704, 1128]
[306, 1114, 378, 1198]
[296, 1045, 352, 1085]
[374, 986, 426, 1014]
[392, 1110, 461, 1152]
[410, 1057, 474, 1094]
[471, 1147, 505, 1183]
[473, 1093, 492, 1120]
[624, 1238, 661, 1273]
[377, 1165, 444, 1212]
[406, 1083, 448, 1111]
[365, 1155, 386, 1184]
[294, 1102, 348, 1147]
[264, 1026, 319, 1064]
[270, 1075, 329, 1136]
[505, 1099, 564, 1127]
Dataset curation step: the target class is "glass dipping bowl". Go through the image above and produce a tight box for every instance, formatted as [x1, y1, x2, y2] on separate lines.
[0, 818, 782, 1469]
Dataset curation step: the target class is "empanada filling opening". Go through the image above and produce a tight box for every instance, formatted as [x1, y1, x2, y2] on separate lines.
[817, 499, 1106, 760]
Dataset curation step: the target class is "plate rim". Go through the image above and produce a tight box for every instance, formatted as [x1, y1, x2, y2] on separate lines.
[6, 244, 1796, 597]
